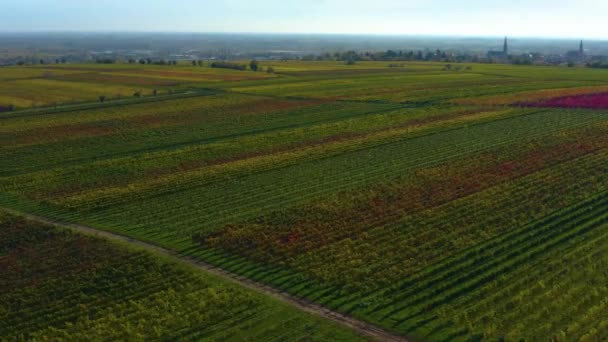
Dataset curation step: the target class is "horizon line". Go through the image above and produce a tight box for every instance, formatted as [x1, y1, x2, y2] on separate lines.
[0, 30, 604, 41]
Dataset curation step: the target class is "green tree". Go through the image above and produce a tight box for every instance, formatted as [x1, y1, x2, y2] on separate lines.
[249, 60, 259, 71]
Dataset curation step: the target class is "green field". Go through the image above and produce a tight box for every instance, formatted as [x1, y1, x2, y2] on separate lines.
[2, 61, 608, 340]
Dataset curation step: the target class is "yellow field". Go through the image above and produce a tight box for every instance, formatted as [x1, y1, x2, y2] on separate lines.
[0, 63, 274, 108]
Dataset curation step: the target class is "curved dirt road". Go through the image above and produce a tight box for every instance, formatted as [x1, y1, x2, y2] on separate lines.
[3, 208, 409, 342]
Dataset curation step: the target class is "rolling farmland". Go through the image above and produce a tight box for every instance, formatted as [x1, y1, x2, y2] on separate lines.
[2, 61, 608, 340]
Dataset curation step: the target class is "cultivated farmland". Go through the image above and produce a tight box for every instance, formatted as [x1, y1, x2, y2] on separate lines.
[0, 211, 366, 341]
[2, 61, 608, 340]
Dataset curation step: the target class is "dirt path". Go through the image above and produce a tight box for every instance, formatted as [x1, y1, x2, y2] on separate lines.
[3, 208, 409, 342]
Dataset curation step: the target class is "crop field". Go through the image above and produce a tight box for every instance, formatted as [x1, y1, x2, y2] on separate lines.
[0, 212, 364, 341]
[2, 61, 608, 340]
[526, 92, 608, 109]
[0, 64, 273, 108]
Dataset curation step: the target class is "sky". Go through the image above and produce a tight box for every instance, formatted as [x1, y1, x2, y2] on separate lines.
[2, 0, 607, 39]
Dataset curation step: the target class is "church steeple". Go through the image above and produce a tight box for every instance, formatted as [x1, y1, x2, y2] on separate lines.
[503, 37, 508, 54]
[580, 40, 584, 55]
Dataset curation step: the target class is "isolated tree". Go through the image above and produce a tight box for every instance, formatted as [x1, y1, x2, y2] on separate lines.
[153, 89, 158, 96]
[341, 51, 359, 65]
[99, 95, 106, 103]
[384, 50, 398, 59]
[192, 60, 197, 66]
[197, 60, 203, 66]
[133, 91, 141, 98]
[266, 66, 275, 74]
[39, 59, 44, 65]
[249, 60, 259, 71]
[139, 59, 146, 65]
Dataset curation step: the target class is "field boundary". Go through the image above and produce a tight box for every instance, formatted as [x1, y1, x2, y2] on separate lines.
[0, 207, 409, 342]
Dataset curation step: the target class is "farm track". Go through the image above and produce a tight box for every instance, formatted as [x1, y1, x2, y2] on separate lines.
[0, 207, 409, 342]
[0, 89, 219, 120]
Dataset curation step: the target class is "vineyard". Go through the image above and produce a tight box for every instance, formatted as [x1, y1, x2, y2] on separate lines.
[0, 63, 273, 108]
[0, 212, 364, 341]
[2, 61, 608, 340]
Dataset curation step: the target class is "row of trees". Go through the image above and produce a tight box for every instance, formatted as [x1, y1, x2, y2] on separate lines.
[298, 49, 467, 64]
[127, 58, 178, 65]
[208, 60, 274, 73]
[294, 50, 576, 66]
[17, 58, 68, 65]
[586, 61, 608, 69]
[98, 89, 159, 103]
[105, 58, 275, 73]
[210, 61, 247, 71]
[28, 58, 186, 65]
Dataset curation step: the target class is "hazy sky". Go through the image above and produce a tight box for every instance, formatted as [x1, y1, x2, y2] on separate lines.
[2, 0, 606, 39]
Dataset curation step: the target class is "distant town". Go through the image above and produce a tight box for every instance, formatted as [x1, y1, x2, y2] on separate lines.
[1, 33, 607, 68]
[485, 37, 600, 67]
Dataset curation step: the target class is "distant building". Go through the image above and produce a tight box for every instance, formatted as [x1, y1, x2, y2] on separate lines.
[566, 40, 585, 61]
[487, 37, 509, 60]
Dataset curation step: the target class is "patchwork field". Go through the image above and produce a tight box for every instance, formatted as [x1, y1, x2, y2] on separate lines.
[2, 61, 608, 340]
[0, 212, 364, 341]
